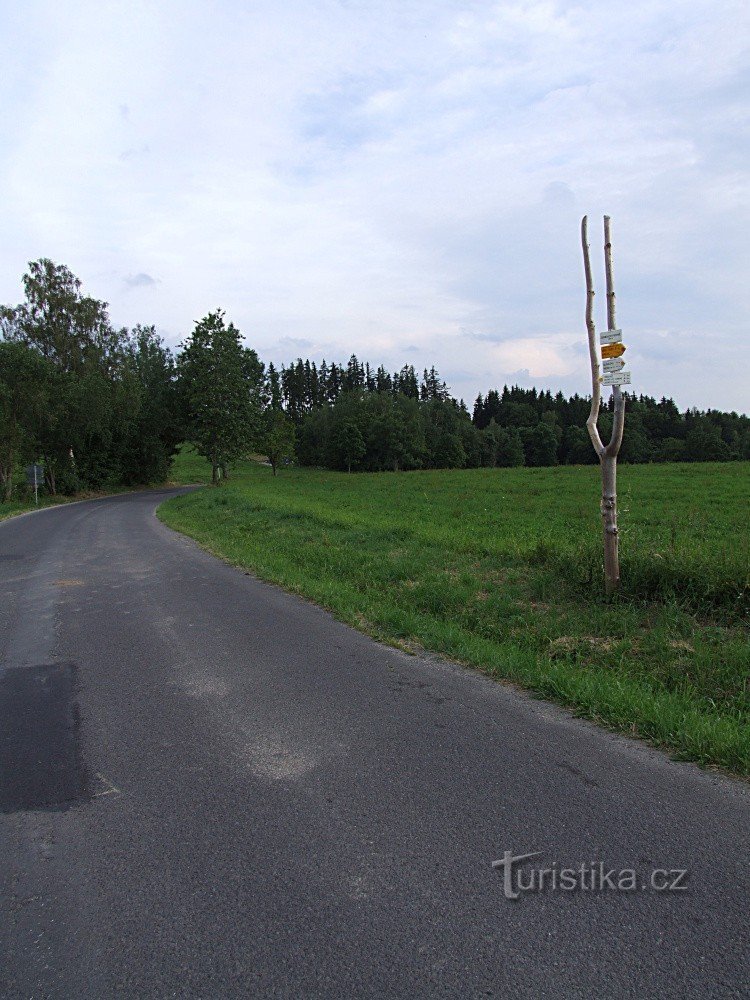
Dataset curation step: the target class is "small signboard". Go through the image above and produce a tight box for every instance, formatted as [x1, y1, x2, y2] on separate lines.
[601, 343, 626, 359]
[25, 464, 44, 506]
[602, 357, 626, 373]
[602, 370, 631, 386]
[599, 329, 623, 345]
[25, 464, 44, 486]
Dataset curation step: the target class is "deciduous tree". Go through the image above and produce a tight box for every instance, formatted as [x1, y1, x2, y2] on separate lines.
[177, 311, 264, 484]
[263, 410, 296, 475]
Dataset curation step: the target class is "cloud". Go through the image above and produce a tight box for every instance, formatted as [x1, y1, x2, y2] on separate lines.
[276, 336, 315, 351]
[0, 0, 747, 412]
[123, 272, 157, 288]
[118, 143, 150, 161]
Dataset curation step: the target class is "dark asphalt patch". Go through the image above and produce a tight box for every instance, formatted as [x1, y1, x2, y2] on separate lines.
[0, 662, 90, 812]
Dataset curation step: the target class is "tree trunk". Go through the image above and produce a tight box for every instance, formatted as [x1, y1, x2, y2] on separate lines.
[4, 406, 16, 502]
[602, 216, 624, 594]
[581, 215, 626, 596]
[2, 444, 12, 503]
[601, 453, 620, 594]
[45, 460, 56, 496]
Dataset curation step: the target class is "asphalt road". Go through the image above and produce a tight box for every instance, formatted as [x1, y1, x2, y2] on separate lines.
[0, 489, 747, 999]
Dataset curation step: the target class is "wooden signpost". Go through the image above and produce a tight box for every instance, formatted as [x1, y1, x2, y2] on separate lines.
[581, 216, 629, 595]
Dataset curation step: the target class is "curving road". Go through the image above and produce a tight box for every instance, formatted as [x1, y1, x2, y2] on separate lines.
[0, 490, 747, 998]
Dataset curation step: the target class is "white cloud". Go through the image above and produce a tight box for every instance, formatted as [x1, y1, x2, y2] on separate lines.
[0, 0, 748, 410]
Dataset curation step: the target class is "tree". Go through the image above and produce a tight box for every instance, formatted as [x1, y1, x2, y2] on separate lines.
[118, 326, 182, 485]
[495, 426, 525, 467]
[267, 363, 283, 410]
[177, 311, 264, 484]
[296, 407, 330, 466]
[263, 411, 296, 475]
[423, 398, 466, 469]
[458, 418, 483, 467]
[420, 366, 449, 401]
[478, 419, 526, 468]
[684, 422, 730, 462]
[0, 342, 53, 501]
[359, 392, 422, 472]
[618, 413, 653, 464]
[562, 425, 597, 465]
[521, 423, 559, 467]
[331, 420, 366, 472]
[653, 437, 686, 462]
[1, 259, 133, 493]
[1, 258, 123, 375]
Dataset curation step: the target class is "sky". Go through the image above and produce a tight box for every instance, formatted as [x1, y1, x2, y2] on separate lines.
[1, 0, 748, 412]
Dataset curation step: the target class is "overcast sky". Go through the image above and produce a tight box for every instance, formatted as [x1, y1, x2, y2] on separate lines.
[1, 1, 748, 411]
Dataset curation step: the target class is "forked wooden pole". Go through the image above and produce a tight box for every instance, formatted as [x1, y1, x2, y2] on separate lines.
[581, 215, 626, 594]
[582, 217, 604, 456]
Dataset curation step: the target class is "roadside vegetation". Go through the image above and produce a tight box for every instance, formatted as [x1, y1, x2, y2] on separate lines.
[0, 494, 73, 521]
[161, 450, 750, 776]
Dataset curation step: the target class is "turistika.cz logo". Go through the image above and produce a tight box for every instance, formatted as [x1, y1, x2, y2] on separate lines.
[492, 851, 689, 900]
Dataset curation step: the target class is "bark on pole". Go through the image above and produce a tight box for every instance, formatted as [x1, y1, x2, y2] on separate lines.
[581, 215, 626, 595]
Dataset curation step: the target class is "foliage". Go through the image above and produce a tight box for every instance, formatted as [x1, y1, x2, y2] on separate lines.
[1, 260, 180, 495]
[330, 420, 365, 473]
[118, 326, 182, 485]
[0, 342, 54, 500]
[271, 355, 749, 472]
[263, 410, 296, 475]
[177, 310, 264, 484]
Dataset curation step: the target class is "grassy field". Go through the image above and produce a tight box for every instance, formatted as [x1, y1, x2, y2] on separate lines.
[160, 447, 750, 775]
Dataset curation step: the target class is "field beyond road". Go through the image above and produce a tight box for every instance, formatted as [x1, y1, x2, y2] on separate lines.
[160, 451, 749, 775]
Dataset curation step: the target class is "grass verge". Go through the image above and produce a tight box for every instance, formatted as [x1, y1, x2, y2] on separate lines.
[0, 494, 78, 522]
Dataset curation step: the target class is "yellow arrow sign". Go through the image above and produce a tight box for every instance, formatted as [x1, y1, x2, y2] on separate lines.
[601, 343, 626, 359]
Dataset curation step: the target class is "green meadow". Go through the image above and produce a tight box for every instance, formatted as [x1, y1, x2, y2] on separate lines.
[160, 449, 750, 775]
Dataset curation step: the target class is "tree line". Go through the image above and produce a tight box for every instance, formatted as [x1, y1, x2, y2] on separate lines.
[1, 259, 748, 500]
[0, 260, 182, 499]
[269, 358, 750, 472]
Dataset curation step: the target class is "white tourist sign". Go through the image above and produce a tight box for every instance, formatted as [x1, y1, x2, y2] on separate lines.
[602, 370, 631, 386]
[602, 357, 626, 373]
[599, 329, 623, 345]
